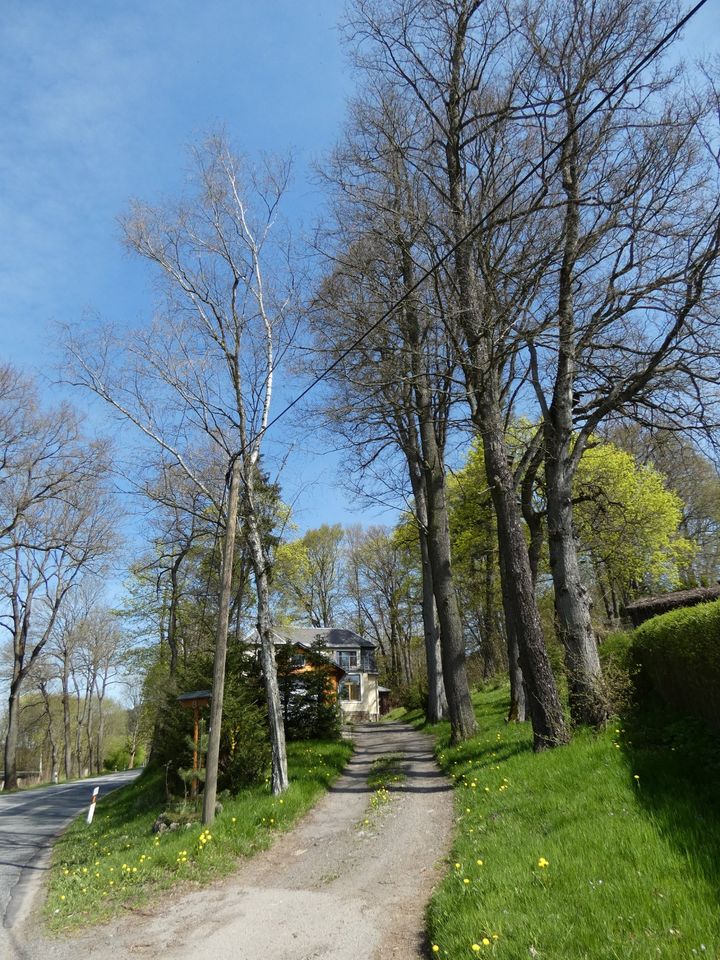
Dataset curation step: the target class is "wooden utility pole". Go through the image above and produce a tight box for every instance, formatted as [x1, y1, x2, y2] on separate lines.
[202, 455, 242, 826]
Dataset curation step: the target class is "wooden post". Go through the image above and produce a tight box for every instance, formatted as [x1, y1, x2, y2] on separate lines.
[192, 703, 199, 798]
[202, 454, 242, 826]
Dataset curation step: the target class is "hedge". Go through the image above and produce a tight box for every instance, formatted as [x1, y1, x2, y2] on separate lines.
[631, 598, 720, 731]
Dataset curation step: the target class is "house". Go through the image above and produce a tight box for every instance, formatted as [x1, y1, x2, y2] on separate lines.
[265, 626, 381, 722]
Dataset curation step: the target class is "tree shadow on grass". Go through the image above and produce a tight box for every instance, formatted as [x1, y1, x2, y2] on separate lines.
[622, 698, 720, 903]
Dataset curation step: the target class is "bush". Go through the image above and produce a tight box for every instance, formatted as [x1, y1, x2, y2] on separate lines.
[599, 630, 638, 715]
[390, 680, 427, 713]
[631, 598, 720, 731]
[152, 644, 270, 794]
[275, 642, 342, 741]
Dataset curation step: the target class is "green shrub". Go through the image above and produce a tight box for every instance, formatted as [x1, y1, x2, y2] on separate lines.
[632, 598, 720, 731]
[275, 642, 342, 741]
[598, 630, 639, 715]
[152, 644, 270, 794]
[390, 680, 427, 713]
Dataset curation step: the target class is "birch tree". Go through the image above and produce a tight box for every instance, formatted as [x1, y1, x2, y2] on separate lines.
[64, 137, 297, 811]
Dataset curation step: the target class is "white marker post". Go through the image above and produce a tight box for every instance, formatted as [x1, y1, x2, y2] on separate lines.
[86, 786, 99, 824]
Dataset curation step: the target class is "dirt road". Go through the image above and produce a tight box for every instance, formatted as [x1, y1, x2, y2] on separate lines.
[15, 723, 454, 960]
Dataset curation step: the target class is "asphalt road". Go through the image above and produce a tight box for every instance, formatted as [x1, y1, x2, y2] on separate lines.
[0, 769, 140, 950]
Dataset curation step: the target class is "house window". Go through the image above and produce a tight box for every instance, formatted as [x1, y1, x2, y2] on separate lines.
[337, 649, 359, 669]
[339, 673, 361, 702]
[290, 654, 306, 669]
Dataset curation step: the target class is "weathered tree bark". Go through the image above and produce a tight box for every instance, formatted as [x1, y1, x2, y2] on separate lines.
[418, 410, 477, 742]
[202, 456, 242, 826]
[545, 440, 608, 725]
[3, 687, 21, 789]
[419, 522, 447, 723]
[543, 127, 609, 728]
[479, 395, 568, 749]
[245, 495, 289, 796]
[432, 5, 565, 748]
[504, 623, 527, 723]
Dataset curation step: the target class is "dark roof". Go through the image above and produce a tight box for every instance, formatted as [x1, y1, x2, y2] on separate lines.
[271, 626, 376, 649]
[176, 690, 212, 702]
[623, 585, 720, 626]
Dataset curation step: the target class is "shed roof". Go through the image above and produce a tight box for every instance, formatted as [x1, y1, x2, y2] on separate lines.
[623, 584, 720, 626]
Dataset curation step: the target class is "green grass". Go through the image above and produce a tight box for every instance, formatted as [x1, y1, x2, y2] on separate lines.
[45, 738, 352, 931]
[380, 706, 411, 723]
[412, 687, 720, 960]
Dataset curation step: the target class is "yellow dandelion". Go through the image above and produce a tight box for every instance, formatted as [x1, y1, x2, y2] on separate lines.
[482, 938, 490, 946]
[471, 944, 481, 953]
[432, 946, 440, 954]
[537, 857, 549, 868]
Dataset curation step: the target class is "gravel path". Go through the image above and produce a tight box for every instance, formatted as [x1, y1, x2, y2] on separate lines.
[14, 722, 454, 960]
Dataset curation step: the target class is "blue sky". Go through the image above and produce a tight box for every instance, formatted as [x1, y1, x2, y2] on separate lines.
[0, 0, 399, 535]
[1, 0, 718, 542]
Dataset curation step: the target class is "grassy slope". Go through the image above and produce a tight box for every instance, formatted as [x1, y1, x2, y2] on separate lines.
[45, 738, 352, 931]
[405, 687, 720, 960]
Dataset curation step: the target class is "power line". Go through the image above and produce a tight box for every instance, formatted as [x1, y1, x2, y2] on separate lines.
[250, 0, 710, 452]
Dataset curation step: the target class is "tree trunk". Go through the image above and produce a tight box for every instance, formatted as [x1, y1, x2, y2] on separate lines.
[543, 121, 609, 729]
[247, 509, 289, 796]
[62, 661, 72, 780]
[74, 690, 84, 776]
[479, 398, 568, 750]
[203, 456, 242, 825]
[440, 23, 559, 746]
[96, 696, 105, 775]
[40, 682, 60, 783]
[505, 623, 527, 723]
[85, 697, 94, 775]
[3, 688, 20, 790]
[419, 416, 477, 743]
[545, 443, 608, 726]
[419, 524, 447, 723]
[167, 551, 185, 678]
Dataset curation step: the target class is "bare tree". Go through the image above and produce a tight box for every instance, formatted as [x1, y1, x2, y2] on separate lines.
[502, 0, 720, 724]
[311, 90, 470, 728]
[0, 392, 118, 788]
[345, 526, 421, 688]
[345, 0, 569, 749]
[64, 136, 298, 814]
